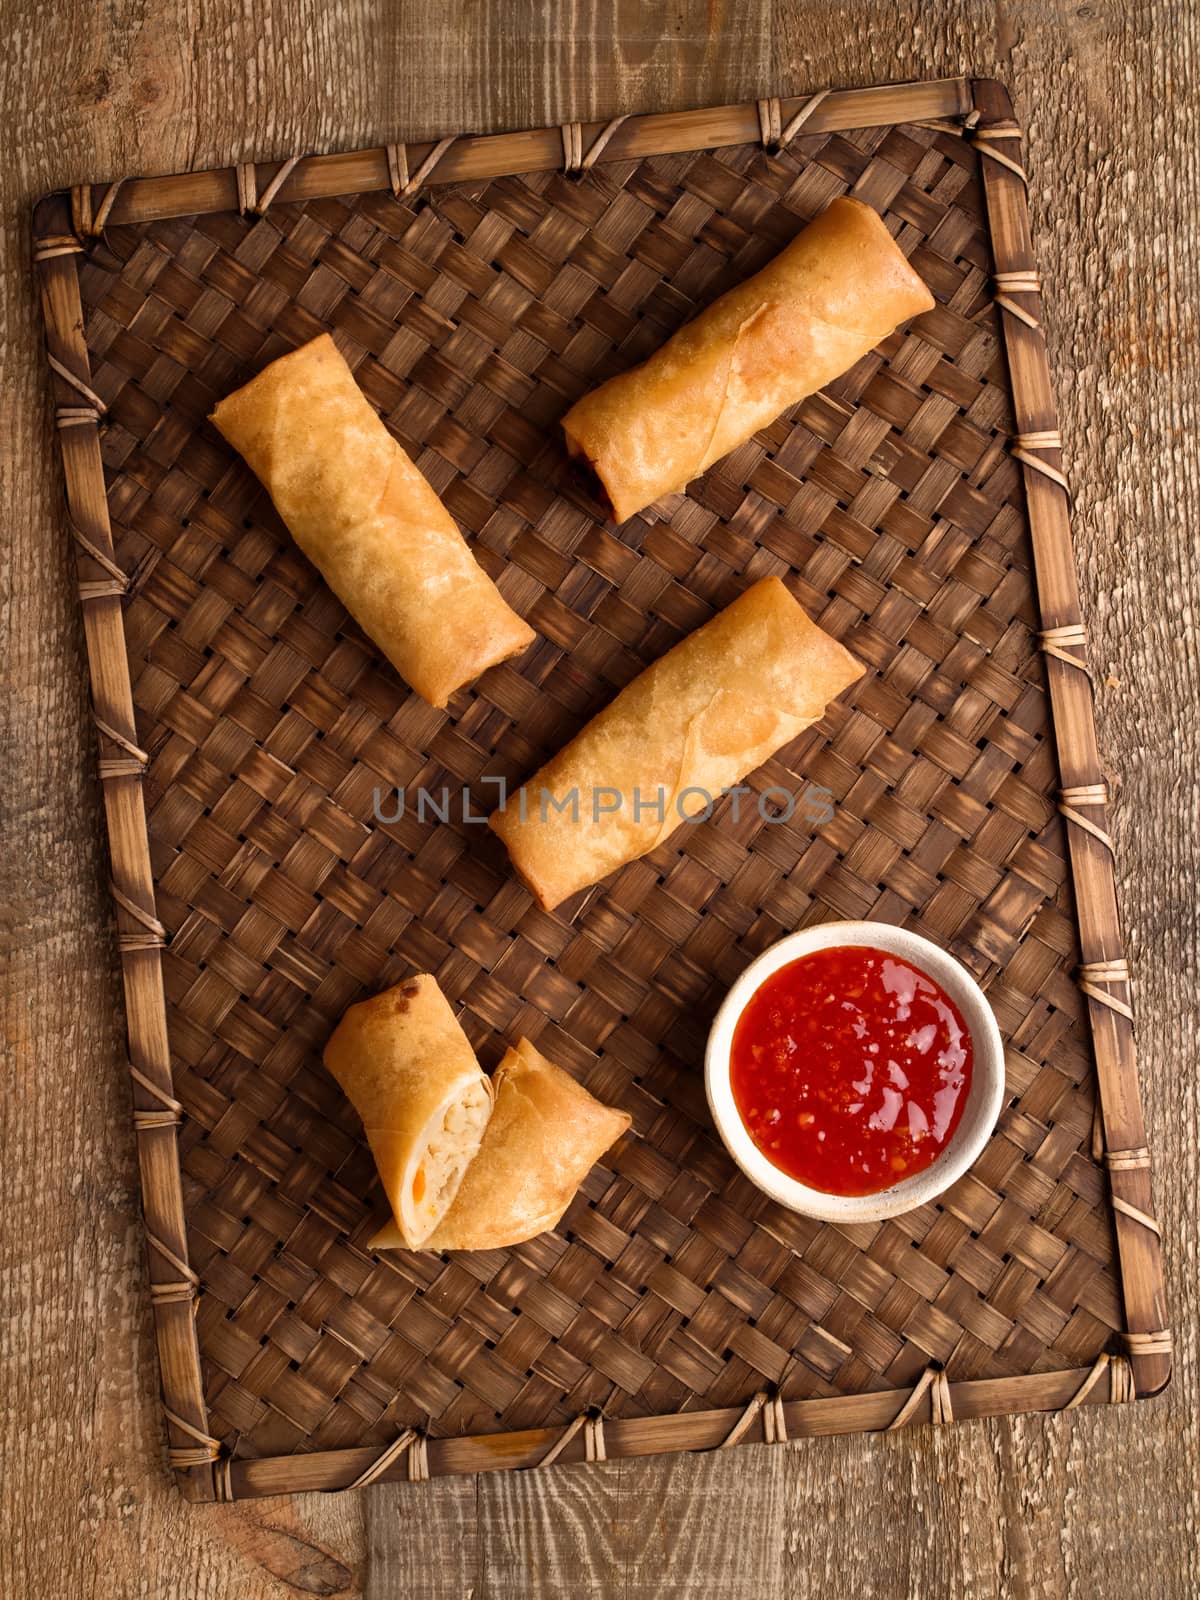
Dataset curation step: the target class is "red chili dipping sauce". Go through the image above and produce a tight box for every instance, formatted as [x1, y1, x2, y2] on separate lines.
[730, 946, 973, 1196]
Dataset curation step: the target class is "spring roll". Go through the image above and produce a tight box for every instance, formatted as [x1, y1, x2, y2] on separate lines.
[323, 975, 493, 1248]
[489, 576, 862, 910]
[210, 334, 535, 707]
[561, 196, 934, 522]
[371, 1036, 631, 1253]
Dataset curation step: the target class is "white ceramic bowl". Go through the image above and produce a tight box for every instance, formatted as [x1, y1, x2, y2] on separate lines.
[705, 921, 1005, 1223]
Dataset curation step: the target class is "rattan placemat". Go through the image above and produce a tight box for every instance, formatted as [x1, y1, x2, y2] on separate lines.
[34, 75, 1169, 1501]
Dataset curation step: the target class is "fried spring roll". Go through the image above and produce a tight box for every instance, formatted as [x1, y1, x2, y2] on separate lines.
[371, 1036, 631, 1253]
[489, 577, 862, 910]
[561, 197, 934, 522]
[210, 334, 535, 706]
[323, 976, 493, 1249]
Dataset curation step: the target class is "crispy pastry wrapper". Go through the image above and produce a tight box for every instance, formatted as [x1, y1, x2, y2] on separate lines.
[371, 1037, 631, 1253]
[210, 333, 534, 706]
[561, 197, 934, 522]
[488, 576, 863, 910]
[323, 976, 493, 1249]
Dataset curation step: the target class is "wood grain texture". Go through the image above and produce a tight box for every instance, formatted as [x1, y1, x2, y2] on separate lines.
[1, 3, 1193, 1598]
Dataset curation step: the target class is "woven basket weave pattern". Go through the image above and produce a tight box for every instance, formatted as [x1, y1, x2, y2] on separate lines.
[76, 120, 1120, 1465]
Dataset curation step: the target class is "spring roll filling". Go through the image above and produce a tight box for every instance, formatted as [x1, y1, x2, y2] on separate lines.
[394, 1074, 494, 1238]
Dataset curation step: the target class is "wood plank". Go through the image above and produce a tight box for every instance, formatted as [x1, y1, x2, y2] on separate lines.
[0, 0, 370, 1592]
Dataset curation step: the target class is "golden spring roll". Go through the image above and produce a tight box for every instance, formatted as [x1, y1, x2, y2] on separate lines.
[210, 334, 535, 706]
[561, 197, 934, 522]
[323, 976, 493, 1248]
[489, 577, 862, 910]
[371, 1037, 631, 1252]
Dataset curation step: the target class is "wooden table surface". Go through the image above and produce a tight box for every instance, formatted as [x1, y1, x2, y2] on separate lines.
[3, 3, 1195, 1595]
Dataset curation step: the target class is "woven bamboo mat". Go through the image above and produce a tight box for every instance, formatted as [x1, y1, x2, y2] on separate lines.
[34, 77, 1169, 1501]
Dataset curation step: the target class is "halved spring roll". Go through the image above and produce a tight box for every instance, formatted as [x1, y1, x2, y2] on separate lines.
[371, 1036, 631, 1253]
[210, 333, 535, 707]
[561, 196, 934, 522]
[323, 975, 493, 1248]
[488, 576, 863, 910]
